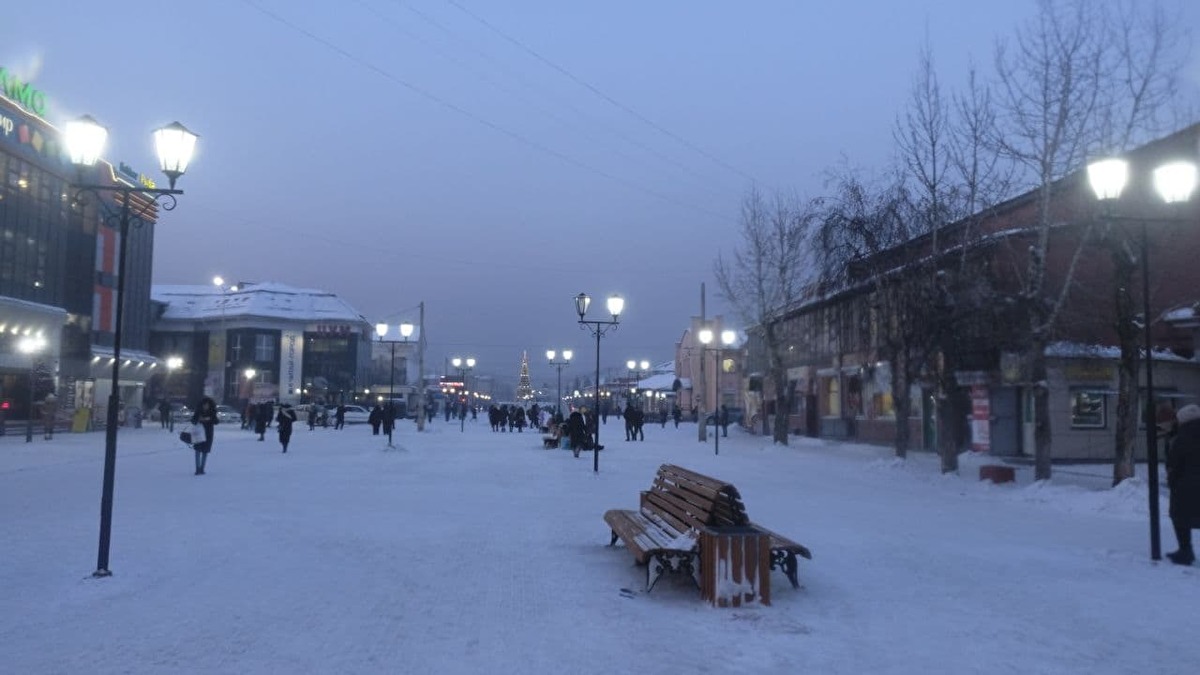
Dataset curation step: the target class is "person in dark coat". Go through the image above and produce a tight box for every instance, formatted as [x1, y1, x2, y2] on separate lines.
[382, 403, 395, 438]
[307, 405, 318, 431]
[624, 402, 636, 441]
[254, 402, 272, 441]
[191, 396, 218, 475]
[158, 399, 171, 429]
[672, 405, 682, 429]
[565, 410, 602, 458]
[276, 403, 297, 453]
[1167, 404, 1200, 565]
[335, 404, 347, 430]
[369, 405, 383, 435]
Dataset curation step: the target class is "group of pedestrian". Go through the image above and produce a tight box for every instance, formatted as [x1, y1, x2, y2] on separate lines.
[368, 404, 396, 437]
[623, 403, 645, 441]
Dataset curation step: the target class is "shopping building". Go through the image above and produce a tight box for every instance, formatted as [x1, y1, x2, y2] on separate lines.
[149, 282, 376, 408]
[0, 66, 161, 430]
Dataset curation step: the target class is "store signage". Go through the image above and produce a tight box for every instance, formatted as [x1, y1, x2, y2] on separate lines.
[315, 324, 352, 335]
[0, 66, 48, 117]
[970, 385, 990, 452]
[117, 162, 157, 189]
[280, 330, 303, 402]
[0, 111, 13, 137]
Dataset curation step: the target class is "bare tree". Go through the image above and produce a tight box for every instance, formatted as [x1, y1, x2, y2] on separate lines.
[994, 0, 1188, 481]
[715, 187, 817, 445]
[815, 170, 948, 459]
[992, 0, 1113, 480]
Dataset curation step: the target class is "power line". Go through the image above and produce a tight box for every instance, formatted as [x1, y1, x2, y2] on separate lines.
[378, 0, 721, 187]
[239, 0, 732, 222]
[441, 0, 761, 185]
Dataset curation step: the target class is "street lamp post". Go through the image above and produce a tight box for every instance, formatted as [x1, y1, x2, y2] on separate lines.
[698, 328, 737, 456]
[451, 357, 475, 432]
[575, 292, 624, 472]
[65, 115, 197, 578]
[1087, 156, 1197, 562]
[625, 359, 650, 409]
[212, 276, 237, 403]
[375, 322, 414, 447]
[18, 336, 47, 443]
[547, 349, 573, 418]
[165, 356, 183, 432]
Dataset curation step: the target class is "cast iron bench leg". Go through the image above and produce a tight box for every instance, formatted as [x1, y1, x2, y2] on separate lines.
[771, 549, 800, 589]
[647, 551, 697, 592]
[609, 531, 619, 546]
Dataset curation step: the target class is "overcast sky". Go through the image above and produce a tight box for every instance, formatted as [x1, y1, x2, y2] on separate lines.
[6, 0, 1198, 388]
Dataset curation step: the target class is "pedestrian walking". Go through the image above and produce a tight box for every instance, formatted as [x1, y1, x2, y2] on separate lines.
[191, 396, 218, 475]
[369, 405, 383, 435]
[672, 404, 682, 429]
[1167, 404, 1200, 565]
[41, 393, 58, 440]
[307, 404, 317, 430]
[254, 402, 271, 440]
[158, 399, 171, 429]
[335, 404, 347, 430]
[382, 403, 395, 438]
[276, 403, 297, 453]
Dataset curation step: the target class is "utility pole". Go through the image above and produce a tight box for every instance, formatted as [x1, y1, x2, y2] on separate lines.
[697, 283, 708, 442]
[417, 301, 426, 432]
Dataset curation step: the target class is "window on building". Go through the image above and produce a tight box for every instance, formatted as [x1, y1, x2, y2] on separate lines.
[255, 334, 274, 361]
[229, 334, 242, 362]
[1069, 389, 1106, 429]
[825, 377, 840, 417]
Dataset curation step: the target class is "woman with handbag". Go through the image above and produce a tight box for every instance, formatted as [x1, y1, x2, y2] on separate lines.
[191, 396, 218, 475]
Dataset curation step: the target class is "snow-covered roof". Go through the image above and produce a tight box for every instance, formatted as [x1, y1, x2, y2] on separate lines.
[152, 282, 368, 324]
[1045, 341, 1192, 363]
[638, 373, 680, 391]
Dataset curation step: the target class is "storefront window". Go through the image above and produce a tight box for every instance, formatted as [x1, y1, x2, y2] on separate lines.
[871, 363, 895, 418]
[825, 377, 840, 417]
[1069, 389, 1106, 428]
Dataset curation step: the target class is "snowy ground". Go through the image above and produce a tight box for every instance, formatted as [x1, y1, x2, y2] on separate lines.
[2, 418, 1197, 674]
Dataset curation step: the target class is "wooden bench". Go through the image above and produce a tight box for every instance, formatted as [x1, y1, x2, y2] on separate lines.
[663, 464, 812, 590]
[603, 464, 812, 592]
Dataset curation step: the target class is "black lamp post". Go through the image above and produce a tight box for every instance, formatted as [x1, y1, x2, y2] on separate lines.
[18, 336, 47, 443]
[375, 322, 414, 447]
[698, 327, 737, 456]
[451, 357, 475, 432]
[575, 292, 624, 472]
[165, 356, 183, 433]
[65, 115, 198, 579]
[1087, 156, 1197, 562]
[625, 359, 649, 409]
[212, 276, 238, 403]
[547, 349, 573, 417]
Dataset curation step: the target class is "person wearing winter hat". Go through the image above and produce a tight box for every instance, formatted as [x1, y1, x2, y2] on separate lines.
[1166, 403, 1200, 565]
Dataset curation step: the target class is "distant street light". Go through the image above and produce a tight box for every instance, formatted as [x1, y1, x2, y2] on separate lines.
[375, 322, 415, 447]
[451, 357, 476, 432]
[1087, 155, 1197, 562]
[575, 292, 624, 472]
[698, 328, 737, 455]
[66, 114, 198, 579]
[547, 349, 573, 417]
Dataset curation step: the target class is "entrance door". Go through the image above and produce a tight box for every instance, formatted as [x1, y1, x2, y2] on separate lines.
[989, 387, 1020, 456]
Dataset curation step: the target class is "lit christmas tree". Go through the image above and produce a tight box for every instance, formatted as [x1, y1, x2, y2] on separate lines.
[516, 351, 533, 401]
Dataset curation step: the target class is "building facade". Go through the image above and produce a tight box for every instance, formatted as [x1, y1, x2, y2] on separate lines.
[754, 124, 1200, 461]
[0, 67, 162, 430]
[149, 283, 375, 409]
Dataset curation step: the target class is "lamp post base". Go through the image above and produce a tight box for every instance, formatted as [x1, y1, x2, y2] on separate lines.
[92, 568, 112, 578]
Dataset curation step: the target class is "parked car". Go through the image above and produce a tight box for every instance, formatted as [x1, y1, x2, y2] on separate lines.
[295, 403, 329, 426]
[326, 404, 371, 424]
[170, 404, 194, 423]
[215, 405, 241, 424]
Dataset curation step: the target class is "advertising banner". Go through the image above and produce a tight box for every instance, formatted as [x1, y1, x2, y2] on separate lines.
[280, 330, 303, 403]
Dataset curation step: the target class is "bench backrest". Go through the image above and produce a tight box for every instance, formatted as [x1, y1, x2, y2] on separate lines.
[640, 464, 750, 534]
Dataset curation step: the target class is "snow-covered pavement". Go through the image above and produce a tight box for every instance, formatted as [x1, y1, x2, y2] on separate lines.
[2, 420, 1196, 674]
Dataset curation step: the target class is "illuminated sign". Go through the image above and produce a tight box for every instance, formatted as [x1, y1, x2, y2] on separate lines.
[0, 66, 48, 117]
[117, 161, 157, 189]
[0, 112, 13, 137]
